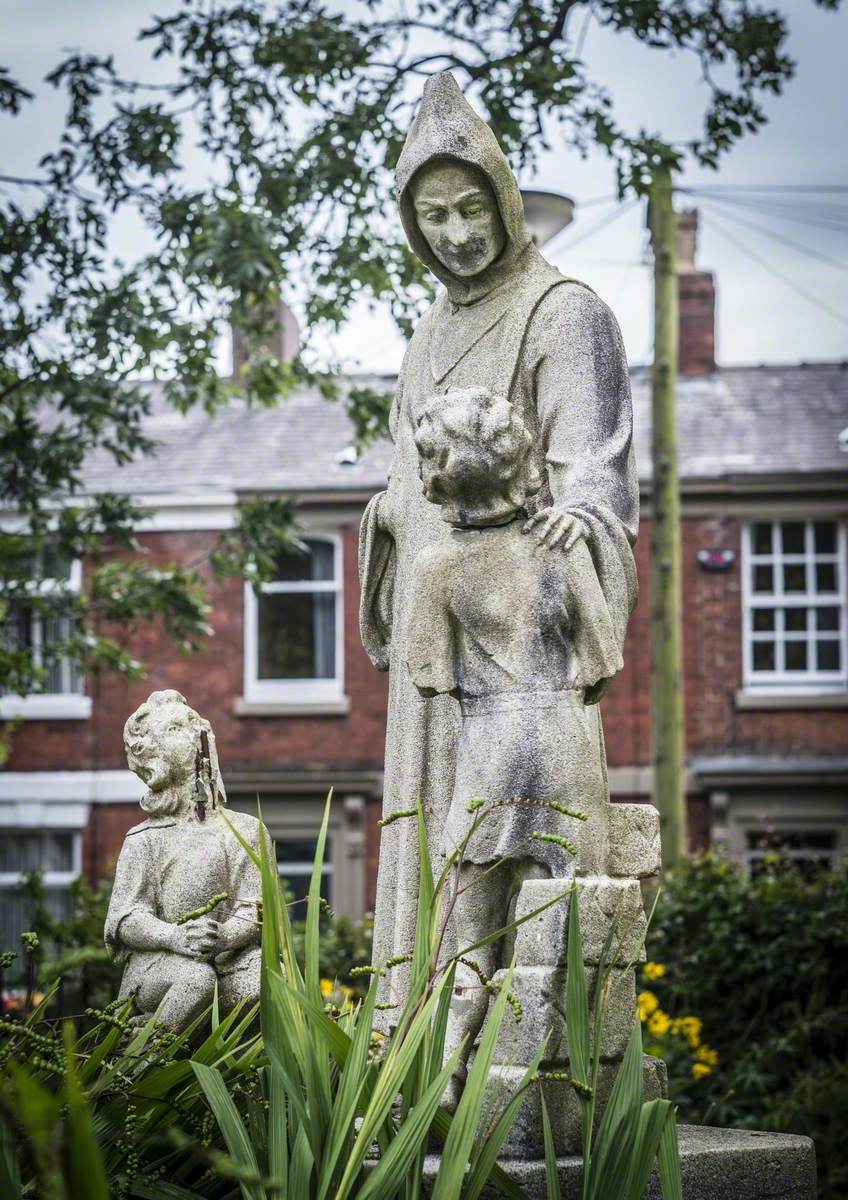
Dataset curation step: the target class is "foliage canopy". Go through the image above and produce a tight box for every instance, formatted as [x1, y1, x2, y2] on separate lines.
[1, 0, 834, 704]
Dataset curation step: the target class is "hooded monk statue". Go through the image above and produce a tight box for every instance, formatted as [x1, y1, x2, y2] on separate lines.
[358, 73, 643, 1099]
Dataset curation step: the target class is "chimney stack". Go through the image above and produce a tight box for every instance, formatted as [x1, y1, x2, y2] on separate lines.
[231, 300, 300, 377]
[676, 209, 716, 375]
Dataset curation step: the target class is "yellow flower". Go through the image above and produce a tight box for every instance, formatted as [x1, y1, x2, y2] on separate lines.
[692, 1062, 713, 1081]
[319, 978, 335, 999]
[671, 1015, 703, 1049]
[648, 1010, 672, 1037]
[637, 990, 659, 1021]
[643, 962, 666, 981]
[696, 1044, 719, 1067]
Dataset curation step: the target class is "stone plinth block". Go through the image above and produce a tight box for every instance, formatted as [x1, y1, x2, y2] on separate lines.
[513, 876, 647, 968]
[490, 964, 635, 1065]
[418, 1126, 816, 1199]
[608, 803, 661, 878]
[484, 1054, 667, 1159]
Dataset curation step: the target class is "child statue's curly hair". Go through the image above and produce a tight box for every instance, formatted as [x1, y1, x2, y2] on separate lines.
[413, 387, 541, 526]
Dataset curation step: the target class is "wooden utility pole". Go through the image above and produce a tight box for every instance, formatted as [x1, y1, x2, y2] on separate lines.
[648, 166, 687, 869]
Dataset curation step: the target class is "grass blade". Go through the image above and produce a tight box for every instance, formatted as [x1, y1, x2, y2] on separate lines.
[432, 961, 516, 1200]
[352, 1050, 462, 1200]
[267, 1064, 288, 1200]
[62, 1023, 110, 1200]
[540, 1090, 560, 1200]
[191, 1061, 265, 1200]
[464, 1041, 547, 1200]
[620, 1101, 677, 1200]
[657, 1107, 683, 1200]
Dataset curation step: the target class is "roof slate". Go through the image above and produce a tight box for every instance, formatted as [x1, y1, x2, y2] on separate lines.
[77, 363, 848, 499]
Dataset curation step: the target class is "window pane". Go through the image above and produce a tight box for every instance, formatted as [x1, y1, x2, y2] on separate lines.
[814, 521, 836, 555]
[257, 592, 335, 680]
[0, 832, 73, 873]
[275, 839, 332, 908]
[783, 564, 806, 593]
[271, 540, 335, 583]
[41, 544, 73, 581]
[815, 563, 837, 593]
[816, 641, 841, 672]
[816, 607, 840, 632]
[784, 641, 807, 671]
[753, 564, 773, 593]
[783, 608, 807, 633]
[753, 642, 776, 671]
[752, 609, 775, 632]
[752, 523, 773, 555]
[780, 522, 805, 554]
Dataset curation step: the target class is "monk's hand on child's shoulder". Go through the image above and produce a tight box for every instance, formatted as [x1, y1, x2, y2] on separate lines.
[522, 507, 587, 551]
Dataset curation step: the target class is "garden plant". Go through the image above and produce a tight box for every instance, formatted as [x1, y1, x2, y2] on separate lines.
[0, 795, 684, 1198]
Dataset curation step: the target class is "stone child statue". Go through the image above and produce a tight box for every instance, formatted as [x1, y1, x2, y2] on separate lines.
[105, 690, 266, 1029]
[404, 387, 624, 1096]
[359, 72, 638, 1005]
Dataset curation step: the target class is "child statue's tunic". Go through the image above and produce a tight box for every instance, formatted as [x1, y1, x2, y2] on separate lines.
[105, 808, 263, 1000]
[405, 524, 622, 875]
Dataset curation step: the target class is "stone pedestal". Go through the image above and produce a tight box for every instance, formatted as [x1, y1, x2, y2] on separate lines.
[420, 1126, 817, 1199]
[488, 803, 663, 1157]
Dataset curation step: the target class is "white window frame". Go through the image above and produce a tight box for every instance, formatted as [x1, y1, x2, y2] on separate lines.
[243, 533, 344, 704]
[741, 519, 848, 695]
[0, 558, 91, 720]
[723, 793, 848, 875]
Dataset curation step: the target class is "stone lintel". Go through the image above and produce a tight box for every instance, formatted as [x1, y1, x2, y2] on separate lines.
[513, 876, 647, 968]
[490, 964, 635, 1065]
[608, 802, 661, 877]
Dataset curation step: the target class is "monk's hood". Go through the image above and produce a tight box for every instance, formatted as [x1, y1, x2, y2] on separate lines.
[395, 72, 534, 305]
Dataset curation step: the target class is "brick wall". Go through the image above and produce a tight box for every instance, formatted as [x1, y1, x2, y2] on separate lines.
[7, 521, 389, 776]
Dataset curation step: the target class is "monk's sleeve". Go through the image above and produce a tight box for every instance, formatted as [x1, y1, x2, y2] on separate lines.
[530, 283, 639, 691]
[403, 549, 457, 696]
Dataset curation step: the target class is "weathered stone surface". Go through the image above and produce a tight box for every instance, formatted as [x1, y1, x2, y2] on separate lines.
[608, 803, 661, 877]
[105, 690, 265, 1030]
[484, 1054, 667, 1159]
[513, 876, 647, 968]
[490, 964, 635, 1065]
[361, 69, 640, 1023]
[418, 1126, 817, 1199]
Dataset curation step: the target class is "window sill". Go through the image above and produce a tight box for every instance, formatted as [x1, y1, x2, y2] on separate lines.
[735, 688, 848, 711]
[0, 694, 92, 721]
[234, 696, 351, 718]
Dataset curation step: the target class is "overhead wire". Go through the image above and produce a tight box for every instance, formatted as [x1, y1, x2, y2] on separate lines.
[691, 196, 848, 274]
[681, 188, 848, 234]
[700, 209, 848, 329]
[547, 196, 640, 256]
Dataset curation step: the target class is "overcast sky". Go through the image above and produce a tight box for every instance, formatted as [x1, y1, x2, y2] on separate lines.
[3, 0, 846, 372]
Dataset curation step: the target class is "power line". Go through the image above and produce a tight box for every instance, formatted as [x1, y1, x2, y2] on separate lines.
[694, 196, 848, 274]
[548, 197, 640, 256]
[700, 210, 848, 330]
[681, 184, 848, 194]
[682, 188, 848, 234]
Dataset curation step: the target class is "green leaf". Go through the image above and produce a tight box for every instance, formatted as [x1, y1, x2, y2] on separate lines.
[352, 1049, 462, 1200]
[267, 1064, 289, 1200]
[540, 1090, 560, 1200]
[463, 1040, 547, 1200]
[432, 961, 517, 1200]
[657, 1108, 684, 1200]
[191, 1061, 265, 1200]
[63, 1023, 111, 1200]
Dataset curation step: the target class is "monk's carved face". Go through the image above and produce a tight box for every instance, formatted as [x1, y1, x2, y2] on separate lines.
[410, 160, 506, 278]
[125, 700, 197, 797]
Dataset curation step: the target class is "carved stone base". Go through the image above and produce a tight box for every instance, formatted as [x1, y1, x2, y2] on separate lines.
[417, 1126, 817, 1199]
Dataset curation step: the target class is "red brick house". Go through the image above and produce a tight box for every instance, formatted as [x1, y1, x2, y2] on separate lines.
[2, 213, 846, 946]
